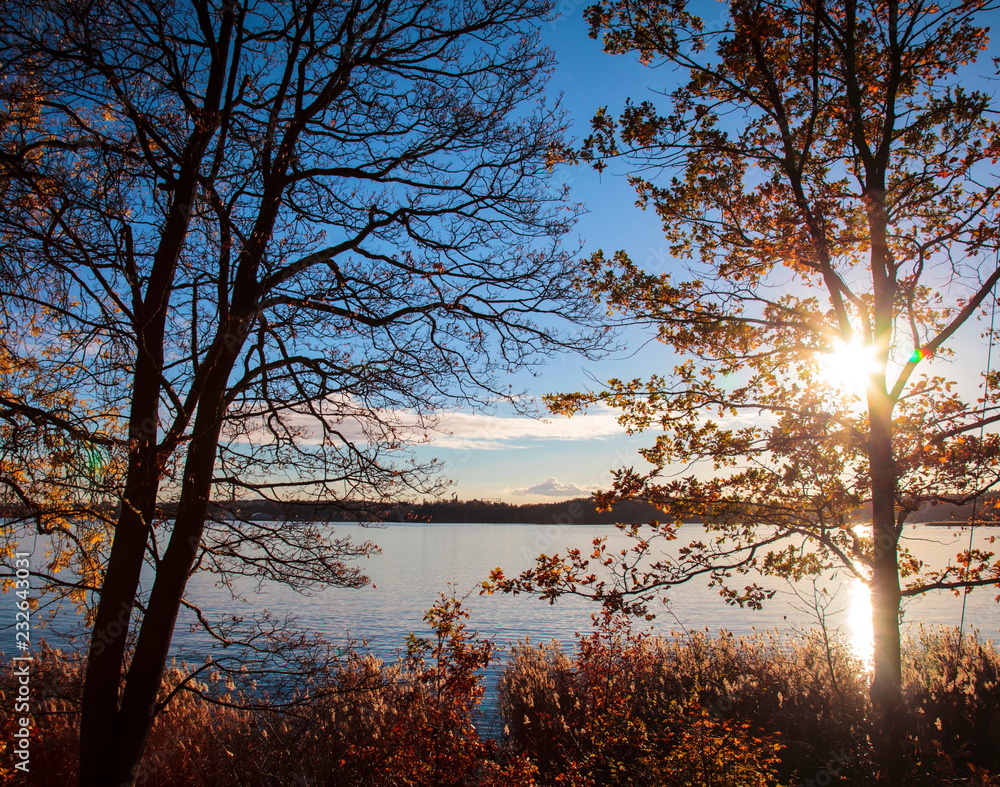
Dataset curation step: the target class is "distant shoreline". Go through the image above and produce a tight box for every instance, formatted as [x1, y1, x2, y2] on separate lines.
[4, 495, 994, 527]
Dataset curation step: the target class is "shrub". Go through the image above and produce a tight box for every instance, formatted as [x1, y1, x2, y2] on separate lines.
[498, 612, 795, 786]
[4, 594, 537, 786]
[273, 595, 508, 787]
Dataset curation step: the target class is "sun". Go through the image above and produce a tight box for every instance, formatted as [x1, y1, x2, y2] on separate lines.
[815, 338, 881, 396]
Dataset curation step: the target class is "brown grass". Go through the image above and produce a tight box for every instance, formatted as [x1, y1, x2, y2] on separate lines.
[3, 624, 998, 786]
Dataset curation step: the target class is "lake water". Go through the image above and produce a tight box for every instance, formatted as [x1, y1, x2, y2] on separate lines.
[7, 521, 1000, 674]
[177, 521, 999, 660]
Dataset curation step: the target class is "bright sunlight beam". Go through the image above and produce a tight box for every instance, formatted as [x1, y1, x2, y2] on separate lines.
[816, 338, 882, 396]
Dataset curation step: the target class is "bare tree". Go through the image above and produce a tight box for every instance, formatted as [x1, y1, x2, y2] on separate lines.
[0, 0, 606, 783]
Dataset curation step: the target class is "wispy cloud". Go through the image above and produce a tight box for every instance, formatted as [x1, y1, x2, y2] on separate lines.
[508, 476, 593, 497]
[235, 397, 624, 451]
[424, 404, 623, 450]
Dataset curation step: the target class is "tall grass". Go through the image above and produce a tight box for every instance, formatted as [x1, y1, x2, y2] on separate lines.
[4, 617, 998, 785]
[498, 618, 1000, 786]
[902, 626, 1000, 781]
[498, 613, 868, 786]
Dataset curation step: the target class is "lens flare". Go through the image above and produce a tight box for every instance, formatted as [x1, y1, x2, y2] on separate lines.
[85, 446, 104, 476]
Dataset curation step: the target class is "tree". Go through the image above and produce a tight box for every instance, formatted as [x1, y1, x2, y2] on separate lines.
[488, 0, 1000, 781]
[0, 0, 605, 783]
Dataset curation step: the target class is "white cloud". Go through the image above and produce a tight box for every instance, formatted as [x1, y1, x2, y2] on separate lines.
[508, 477, 592, 497]
[232, 396, 625, 451]
[426, 405, 623, 450]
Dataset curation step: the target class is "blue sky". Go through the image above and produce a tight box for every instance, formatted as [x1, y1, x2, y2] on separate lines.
[404, 2, 999, 505]
[403, 6, 688, 504]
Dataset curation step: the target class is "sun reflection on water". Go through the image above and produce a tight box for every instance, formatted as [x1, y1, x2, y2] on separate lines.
[846, 578, 874, 669]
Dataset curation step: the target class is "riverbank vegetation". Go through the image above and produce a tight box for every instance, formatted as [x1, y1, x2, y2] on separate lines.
[8, 602, 999, 786]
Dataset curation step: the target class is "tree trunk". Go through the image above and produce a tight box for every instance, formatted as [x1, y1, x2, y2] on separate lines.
[78, 464, 158, 786]
[863, 173, 907, 783]
[102, 328, 243, 786]
[78, 121, 221, 785]
[868, 377, 906, 785]
[108, 432, 222, 784]
[79, 351, 166, 786]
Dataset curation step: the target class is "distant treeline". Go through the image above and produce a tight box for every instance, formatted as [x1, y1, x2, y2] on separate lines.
[853, 495, 999, 524]
[196, 492, 1000, 525]
[202, 496, 676, 525]
[2, 494, 994, 526]
[399, 496, 681, 525]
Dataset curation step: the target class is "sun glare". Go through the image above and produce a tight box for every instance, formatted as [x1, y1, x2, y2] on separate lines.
[816, 338, 881, 396]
